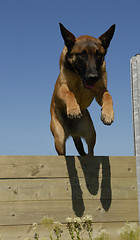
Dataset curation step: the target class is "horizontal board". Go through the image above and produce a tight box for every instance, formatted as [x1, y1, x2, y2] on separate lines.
[0, 199, 138, 225]
[0, 156, 136, 178]
[0, 177, 137, 201]
[0, 155, 138, 238]
[0, 222, 139, 240]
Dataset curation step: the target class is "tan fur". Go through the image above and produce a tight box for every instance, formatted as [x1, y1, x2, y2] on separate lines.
[50, 24, 115, 155]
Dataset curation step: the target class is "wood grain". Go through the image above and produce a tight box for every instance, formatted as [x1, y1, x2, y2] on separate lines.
[0, 199, 138, 225]
[0, 156, 136, 178]
[0, 178, 137, 201]
[0, 155, 138, 240]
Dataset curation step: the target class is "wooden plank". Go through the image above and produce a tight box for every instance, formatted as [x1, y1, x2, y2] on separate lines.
[0, 156, 136, 178]
[0, 200, 138, 226]
[0, 222, 139, 240]
[0, 178, 137, 201]
[0, 155, 138, 239]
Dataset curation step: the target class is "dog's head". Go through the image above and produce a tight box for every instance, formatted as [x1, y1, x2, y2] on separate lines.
[59, 23, 115, 89]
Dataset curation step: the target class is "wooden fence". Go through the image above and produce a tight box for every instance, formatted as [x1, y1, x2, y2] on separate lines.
[0, 156, 138, 239]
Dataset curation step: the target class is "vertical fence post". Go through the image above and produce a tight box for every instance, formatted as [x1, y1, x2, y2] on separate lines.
[131, 54, 140, 222]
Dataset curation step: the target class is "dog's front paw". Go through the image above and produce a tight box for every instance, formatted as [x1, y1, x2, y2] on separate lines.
[101, 107, 114, 125]
[67, 106, 82, 119]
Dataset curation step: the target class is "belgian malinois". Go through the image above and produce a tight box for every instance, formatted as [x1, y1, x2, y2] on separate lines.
[50, 23, 115, 155]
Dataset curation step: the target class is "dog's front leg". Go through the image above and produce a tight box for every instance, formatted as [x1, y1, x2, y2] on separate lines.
[96, 89, 114, 125]
[58, 84, 82, 119]
[101, 91, 114, 125]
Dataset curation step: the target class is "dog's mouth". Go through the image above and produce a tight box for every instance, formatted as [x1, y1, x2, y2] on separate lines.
[82, 77, 98, 89]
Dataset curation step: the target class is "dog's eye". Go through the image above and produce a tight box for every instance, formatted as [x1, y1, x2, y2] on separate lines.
[95, 50, 102, 60]
[76, 50, 87, 58]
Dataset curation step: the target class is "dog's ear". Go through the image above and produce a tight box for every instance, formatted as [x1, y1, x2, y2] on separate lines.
[99, 24, 115, 51]
[59, 23, 76, 51]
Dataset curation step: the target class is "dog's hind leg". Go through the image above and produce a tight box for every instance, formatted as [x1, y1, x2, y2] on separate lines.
[76, 109, 96, 156]
[54, 133, 66, 155]
[71, 110, 96, 156]
[73, 136, 86, 156]
[84, 116, 96, 156]
[50, 115, 66, 155]
[85, 131, 96, 156]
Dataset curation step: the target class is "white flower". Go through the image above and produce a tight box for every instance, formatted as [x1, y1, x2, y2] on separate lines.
[54, 221, 62, 227]
[32, 222, 37, 230]
[66, 217, 73, 223]
[82, 215, 93, 222]
[74, 217, 82, 223]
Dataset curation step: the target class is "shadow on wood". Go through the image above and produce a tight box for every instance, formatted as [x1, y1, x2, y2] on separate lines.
[65, 156, 112, 217]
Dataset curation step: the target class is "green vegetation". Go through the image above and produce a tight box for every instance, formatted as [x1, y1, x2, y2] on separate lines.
[0, 216, 139, 240]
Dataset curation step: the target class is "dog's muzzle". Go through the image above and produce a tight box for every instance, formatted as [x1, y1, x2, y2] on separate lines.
[83, 74, 98, 89]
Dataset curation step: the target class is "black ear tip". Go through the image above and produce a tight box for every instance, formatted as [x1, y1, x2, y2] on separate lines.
[112, 24, 116, 32]
[59, 23, 62, 28]
[59, 23, 66, 32]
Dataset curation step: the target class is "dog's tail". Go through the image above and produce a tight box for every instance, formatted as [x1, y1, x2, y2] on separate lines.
[73, 136, 86, 156]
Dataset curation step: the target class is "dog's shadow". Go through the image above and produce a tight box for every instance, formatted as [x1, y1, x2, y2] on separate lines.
[65, 156, 112, 217]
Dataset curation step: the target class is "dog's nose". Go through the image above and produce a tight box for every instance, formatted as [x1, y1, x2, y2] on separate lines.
[86, 74, 98, 84]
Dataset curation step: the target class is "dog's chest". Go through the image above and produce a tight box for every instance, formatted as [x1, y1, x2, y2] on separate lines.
[72, 87, 95, 109]
[66, 73, 95, 109]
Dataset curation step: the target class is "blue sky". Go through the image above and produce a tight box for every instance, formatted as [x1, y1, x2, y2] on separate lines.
[0, 0, 139, 156]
